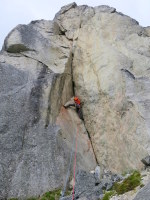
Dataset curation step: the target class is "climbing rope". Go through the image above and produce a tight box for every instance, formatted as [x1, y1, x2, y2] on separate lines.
[61, 131, 76, 198]
[72, 126, 79, 200]
[61, 115, 79, 199]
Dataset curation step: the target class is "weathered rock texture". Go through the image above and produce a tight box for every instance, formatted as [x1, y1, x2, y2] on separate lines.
[0, 17, 96, 199]
[54, 3, 150, 172]
[1, 2, 150, 199]
[133, 182, 150, 200]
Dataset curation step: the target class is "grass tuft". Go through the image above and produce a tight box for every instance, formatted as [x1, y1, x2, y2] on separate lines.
[102, 171, 142, 200]
[140, 183, 145, 188]
[10, 189, 62, 200]
[9, 199, 19, 200]
[113, 171, 141, 195]
[40, 189, 61, 200]
[102, 191, 116, 200]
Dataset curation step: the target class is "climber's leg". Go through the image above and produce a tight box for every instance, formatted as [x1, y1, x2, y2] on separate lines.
[76, 106, 84, 120]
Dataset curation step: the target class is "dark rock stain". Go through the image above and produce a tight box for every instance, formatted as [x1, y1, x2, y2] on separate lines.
[29, 64, 49, 125]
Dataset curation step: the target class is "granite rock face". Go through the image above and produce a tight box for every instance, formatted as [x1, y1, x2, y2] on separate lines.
[1, 2, 150, 199]
[0, 19, 96, 199]
[55, 3, 150, 172]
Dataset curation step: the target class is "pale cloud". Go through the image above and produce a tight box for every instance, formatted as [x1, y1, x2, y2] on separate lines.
[0, 0, 150, 48]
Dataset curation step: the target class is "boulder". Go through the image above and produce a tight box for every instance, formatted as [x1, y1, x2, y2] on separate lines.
[95, 166, 101, 179]
[141, 155, 150, 167]
[60, 170, 123, 200]
[3, 20, 71, 73]
[71, 170, 103, 200]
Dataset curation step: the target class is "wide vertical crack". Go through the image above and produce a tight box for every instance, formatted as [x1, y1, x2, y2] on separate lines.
[71, 52, 76, 97]
[71, 50, 99, 165]
[86, 129, 99, 165]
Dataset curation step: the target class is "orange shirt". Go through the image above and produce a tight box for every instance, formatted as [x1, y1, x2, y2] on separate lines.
[74, 99, 81, 105]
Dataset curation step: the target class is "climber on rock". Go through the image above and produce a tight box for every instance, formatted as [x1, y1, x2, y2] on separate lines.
[64, 96, 83, 120]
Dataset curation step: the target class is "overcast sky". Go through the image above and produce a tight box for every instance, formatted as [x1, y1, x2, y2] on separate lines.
[0, 0, 150, 48]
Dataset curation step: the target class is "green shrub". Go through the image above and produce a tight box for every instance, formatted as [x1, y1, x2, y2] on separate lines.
[140, 183, 145, 188]
[9, 189, 62, 200]
[40, 189, 61, 200]
[9, 199, 19, 200]
[102, 191, 116, 200]
[113, 171, 141, 195]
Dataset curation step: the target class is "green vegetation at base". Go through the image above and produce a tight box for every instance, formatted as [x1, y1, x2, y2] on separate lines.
[102, 171, 142, 200]
[9, 199, 19, 200]
[38, 189, 61, 200]
[9, 171, 142, 200]
[102, 191, 116, 200]
[140, 183, 145, 188]
[114, 171, 141, 195]
[9, 189, 62, 200]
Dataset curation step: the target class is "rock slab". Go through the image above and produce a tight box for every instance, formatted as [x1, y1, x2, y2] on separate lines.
[134, 182, 150, 200]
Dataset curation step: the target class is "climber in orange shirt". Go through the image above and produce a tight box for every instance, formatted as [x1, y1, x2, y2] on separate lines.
[64, 96, 83, 120]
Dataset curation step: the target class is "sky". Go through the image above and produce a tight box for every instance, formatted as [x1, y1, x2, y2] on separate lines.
[0, 0, 150, 48]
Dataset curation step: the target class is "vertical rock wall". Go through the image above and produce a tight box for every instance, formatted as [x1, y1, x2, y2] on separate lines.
[55, 3, 150, 172]
[0, 18, 96, 199]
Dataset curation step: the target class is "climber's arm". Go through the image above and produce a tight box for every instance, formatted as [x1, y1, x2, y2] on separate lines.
[64, 103, 75, 108]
